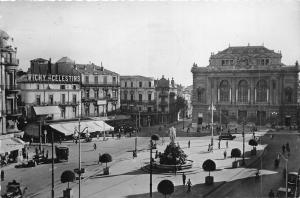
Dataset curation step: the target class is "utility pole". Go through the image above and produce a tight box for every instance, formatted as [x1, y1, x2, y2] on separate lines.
[242, 119, 245, 166]
[51, 128, 54, 198]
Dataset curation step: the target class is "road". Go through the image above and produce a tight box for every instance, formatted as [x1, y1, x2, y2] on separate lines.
[1, 137, 150, 197]
[207, 130, 300, 198]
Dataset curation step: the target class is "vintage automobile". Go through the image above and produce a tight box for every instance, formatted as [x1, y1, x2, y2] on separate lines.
[288, 172, 299, 187]
[3, 180, 27, 198]
[218, 134, 236, 140]
[55, 146, 69, 162]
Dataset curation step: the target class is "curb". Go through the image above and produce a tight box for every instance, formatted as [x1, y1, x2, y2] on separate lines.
[202, 144, 267, 198]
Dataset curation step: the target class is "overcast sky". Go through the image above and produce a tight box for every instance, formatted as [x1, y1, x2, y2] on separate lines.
[0, 1, 299, 86]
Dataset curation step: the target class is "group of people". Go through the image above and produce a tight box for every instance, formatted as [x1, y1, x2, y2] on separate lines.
[182, 173, 192, 193]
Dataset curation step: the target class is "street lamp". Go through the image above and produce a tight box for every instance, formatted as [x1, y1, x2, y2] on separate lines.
[149, 134, 159, 197]
[208, 102, 216, 147]
[74, 118, 88, 198]
[242, 119, 246, 166]
[278, 152, 288, 198]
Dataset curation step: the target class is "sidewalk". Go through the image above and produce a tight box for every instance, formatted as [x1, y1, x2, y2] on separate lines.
[51, 131, 268, 198]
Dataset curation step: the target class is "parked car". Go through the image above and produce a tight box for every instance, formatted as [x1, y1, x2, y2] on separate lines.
[219, 134, 236, 140]
[288, 172, 299, 186]
[276, 187, 292, 198]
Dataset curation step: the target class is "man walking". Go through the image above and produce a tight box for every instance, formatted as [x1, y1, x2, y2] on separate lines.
[226, 140, 228, 148]
[187, 179, 192, 193]
[98, 153, 102, 164]
[182, 172, 186, 186]
[188, 140, 190, 148]
[93, 143, 97, 151]
[224, 150, 227, 159]
[282, 144, 286, 154]
[218, 141, 220, 149]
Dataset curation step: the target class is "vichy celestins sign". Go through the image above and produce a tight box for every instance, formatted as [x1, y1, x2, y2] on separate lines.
[27, 74, 81, 82]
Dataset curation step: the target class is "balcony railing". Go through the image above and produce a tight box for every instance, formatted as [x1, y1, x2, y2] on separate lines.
[159, 92, 168, 97]
[5, 85, 20, 91]
[3, 57, 19, 66]
[121, 100, 156, 105]
[81, 82, 120, 87]
[6, 109, 22, 116]
[34, 101, 80, 106]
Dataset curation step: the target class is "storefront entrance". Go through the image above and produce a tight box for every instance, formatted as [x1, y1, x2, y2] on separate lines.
[285, 116, 291, 126]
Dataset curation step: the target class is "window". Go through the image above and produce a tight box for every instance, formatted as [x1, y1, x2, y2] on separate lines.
[125, 82, 127, 87]
[148, 94, 152, 101]
[272, 80, 276, 89]
[221, 59, 234, 66]
[197, 88, 205, 103]
[285, 87, 292, 103]
[139, 82, 142, 88]
[103, 76, 107, 84]
[85, 76, 89, 83]
[148, 107, 152, 112]
[36, 95, 41, 105]
[138, 107, 142, 111]
[113, 77, 116, 85]
[238, 110, 247, 122]
[61, 107, 65, 118]
[139, 94, 142, 101]
[85, 90, 90, 98]
[131, 94, 134, 101]
[220, 80, 230, 102]
[95, 76, 98, 84]
[124, 93, 127, 100]
[72, 94, 77, 104]
[257, 59, 270, 66]
[49, 95, 54, 105]
[73, 85, 76, 90]
[94, 89, 99, 99]
[85, 104, 89, 116]
[60, 85, 65, 90]
[256, 80, 267, 102]
[238, 80, 248, 103]
[131, 82, 133, 87]
[73, 106, 76, 113]
[149, 82, 151, 87]
[61, 94, 66, 104]
[37, 84, 40, 90]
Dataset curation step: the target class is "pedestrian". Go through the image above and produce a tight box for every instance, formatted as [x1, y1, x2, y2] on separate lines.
[187, 127, 190, 133]
[226, 140, 228, 148]
[93, 143, 97, 151]
[282, 145, 286, 154]
[155, 150, 158, 159]
[286, 142, 290, 153]
[1, 170, 4, 181]
[187, 179, 192, 193]
[224, 150, 227, 159]
[112, 132, 114, 139]
[188, 140, 190, 148]
[218, 141, 220, 149]
[182, 172, 186, 186]
[208, 144, 210, 152]
[75, 139, 78, 144]
[46, 150, 49, 159]
[268, 189, 275, 198]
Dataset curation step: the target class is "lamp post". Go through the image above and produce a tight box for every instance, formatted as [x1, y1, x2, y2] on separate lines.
[51, 127, 54, 198]
[208, 102, 216, 147]
[150, 139, 153, 197]
[242, 119, 246, 166]
[74, 118, 88, 198]
[278, 152, 288, 198]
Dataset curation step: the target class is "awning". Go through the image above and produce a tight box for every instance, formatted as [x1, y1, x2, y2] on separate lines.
[34, 106, 60, 115]
[49, 120, 114, 136]
[0, 138, 26, 154]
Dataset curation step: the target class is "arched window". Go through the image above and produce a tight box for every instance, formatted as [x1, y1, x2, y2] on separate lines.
[197, 88, 205, 103]
[285, 87, 292, 103]
[256, 80, 267, 102]
[220, 80, 230, 102]
[238, 80, 248, 103]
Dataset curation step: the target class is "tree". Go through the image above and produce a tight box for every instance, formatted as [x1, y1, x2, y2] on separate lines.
[151, 134, 160, 146]
[61, 170, 75, 189]
[248, 139, 258, 150]
[157, 180, 174, 198]
[175, 96, 187, 114]
[99, 153, 112, 169]
[231, 148, 241, 162]
[202, 159, 216, 177]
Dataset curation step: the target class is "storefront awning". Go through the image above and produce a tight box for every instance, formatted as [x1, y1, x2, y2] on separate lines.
[49, 120, 114, 136]
[34, 106, 60, 115]
[0, 138, 26, 154]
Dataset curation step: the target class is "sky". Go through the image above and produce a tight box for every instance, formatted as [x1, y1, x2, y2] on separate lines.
[0, 1, 300, 86]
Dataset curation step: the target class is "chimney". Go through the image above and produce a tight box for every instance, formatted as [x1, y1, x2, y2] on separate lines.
[100, 62, 104, 71]
[48, 58, 52, 74]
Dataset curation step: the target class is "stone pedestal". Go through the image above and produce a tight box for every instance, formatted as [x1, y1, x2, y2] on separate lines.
[232, 161, 239, 168]
[205, 176, 214, 185]
[103, 167, 110, 175]
[63, 188, 73, 198]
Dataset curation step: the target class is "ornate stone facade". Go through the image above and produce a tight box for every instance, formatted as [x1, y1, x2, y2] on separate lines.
[191, 46, 299, 128]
